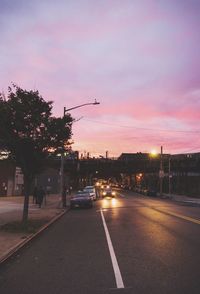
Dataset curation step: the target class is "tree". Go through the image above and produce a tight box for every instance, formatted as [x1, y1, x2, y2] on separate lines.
[0, 84, 73, 223]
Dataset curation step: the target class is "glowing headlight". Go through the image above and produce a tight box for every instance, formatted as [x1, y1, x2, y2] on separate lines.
[112, 191, 116, 195]
[103, 192, 106, 195]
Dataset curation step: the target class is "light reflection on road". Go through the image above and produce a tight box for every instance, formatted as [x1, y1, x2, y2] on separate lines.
[101, 198, 119, 209]
[137, 207, 179, 266]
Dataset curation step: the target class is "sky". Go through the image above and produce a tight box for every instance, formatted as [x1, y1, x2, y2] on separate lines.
[1, 0, 200, 158]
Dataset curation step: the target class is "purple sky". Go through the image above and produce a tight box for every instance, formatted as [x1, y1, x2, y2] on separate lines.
[1, 0, 200, 157]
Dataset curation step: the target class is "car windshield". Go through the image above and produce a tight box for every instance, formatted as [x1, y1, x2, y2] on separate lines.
[74, 193, 89, 198]
[104, 188, 112, 192]
[84, 188, 94, 192]
[102, 185, 110, 189]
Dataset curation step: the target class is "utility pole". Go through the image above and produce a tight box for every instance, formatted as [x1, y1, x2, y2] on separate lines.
[159, 146, 164, 196]
[168, 155, 171, 196]
[60, 152, 66, 207]
[106, 150, 108, 159]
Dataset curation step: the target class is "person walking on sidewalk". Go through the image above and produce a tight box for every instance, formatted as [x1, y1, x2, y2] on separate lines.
[62, 185, 67, 208]
[33, 186, 38, 204]
[37, 186, 45, 208]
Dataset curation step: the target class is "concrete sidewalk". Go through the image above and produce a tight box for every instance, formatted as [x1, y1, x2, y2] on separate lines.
[0, 194, 69, 263]
[165, 193, 200, 205]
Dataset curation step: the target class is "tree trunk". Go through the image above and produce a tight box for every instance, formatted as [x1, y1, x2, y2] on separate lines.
[22, 175, 32, 224]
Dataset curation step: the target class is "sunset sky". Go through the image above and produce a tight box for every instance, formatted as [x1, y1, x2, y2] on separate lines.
[1, 0, 200, 157]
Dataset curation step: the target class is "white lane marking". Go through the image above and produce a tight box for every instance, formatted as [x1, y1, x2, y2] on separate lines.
[100, 209, 125, 289]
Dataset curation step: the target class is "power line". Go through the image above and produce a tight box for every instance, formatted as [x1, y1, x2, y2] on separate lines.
[84, 118, 200, 134]
[178, 146, 200, 154]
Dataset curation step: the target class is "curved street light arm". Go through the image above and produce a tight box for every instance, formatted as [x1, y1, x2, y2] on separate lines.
[64, 100, 100, 116]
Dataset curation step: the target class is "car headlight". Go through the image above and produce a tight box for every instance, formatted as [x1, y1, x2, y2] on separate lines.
[103, 192, 106, 195]
[112, 191, 116, 195]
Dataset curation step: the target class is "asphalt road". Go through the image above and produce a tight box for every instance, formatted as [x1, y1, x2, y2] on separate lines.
[1, 191, 200, 294]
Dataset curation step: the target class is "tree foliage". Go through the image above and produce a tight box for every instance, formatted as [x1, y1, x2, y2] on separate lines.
[0, 84, 73, 222]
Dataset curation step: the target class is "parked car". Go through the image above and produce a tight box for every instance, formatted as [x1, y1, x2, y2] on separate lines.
[146, 189, 157, 197]
[76, 190, 94, 200]
[141, 187, 148, 195]
[83, 186, 97, 200]
[102, 188, 116, 198]
[70, 192, 93, 209]
[134, 186, 142, 193]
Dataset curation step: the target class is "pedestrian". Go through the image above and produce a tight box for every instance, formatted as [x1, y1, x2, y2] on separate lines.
[33, 187, 38, 204]
[69, 186, 72, 195]
[43, 187, 47, 206]
[62, 185, 67, 208]
[37, 186, 45, 208]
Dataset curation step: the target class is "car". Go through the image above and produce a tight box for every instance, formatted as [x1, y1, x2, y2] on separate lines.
[102, 188, 116, 198]
[146, 189, 157, 197]
[76, 190, 94, 200]
[134, 186, 143, 193]
[100, 184, 110, 191]
[83, 186, 97, 200]
[70, 192, 93, 209]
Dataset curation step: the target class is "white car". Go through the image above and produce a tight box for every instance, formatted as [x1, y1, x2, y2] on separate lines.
[83, 186, 97, 201]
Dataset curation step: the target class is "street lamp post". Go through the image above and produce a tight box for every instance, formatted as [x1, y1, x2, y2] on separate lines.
[60, 99, 100, 207]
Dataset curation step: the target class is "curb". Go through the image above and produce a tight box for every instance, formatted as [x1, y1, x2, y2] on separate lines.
[135, 192, 200, 207]
[172, 199, 200, 207]
[0, 207, 70, 265]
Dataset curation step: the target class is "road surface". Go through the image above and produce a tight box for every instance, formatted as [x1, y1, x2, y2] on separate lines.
[1, 191, 200, 294]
